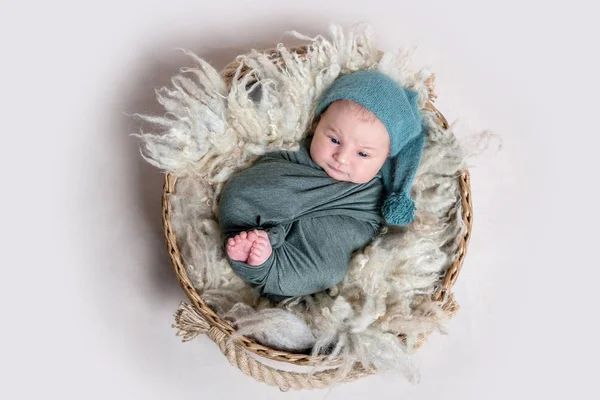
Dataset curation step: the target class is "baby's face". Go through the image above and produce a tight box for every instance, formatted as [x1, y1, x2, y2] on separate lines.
[310, 100, 390, 184]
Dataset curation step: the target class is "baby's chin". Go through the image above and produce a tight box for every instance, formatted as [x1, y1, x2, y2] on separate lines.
[316, 159, 374, 183]
[326, 171, 352, 182]
[330, 171, 376, 184]
[324, 167, 369, 184]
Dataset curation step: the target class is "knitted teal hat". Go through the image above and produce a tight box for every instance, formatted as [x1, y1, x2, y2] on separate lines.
[315, 70, 426, 226]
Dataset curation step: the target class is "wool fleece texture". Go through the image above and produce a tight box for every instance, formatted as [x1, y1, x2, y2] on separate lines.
[135, 23, 467, 382]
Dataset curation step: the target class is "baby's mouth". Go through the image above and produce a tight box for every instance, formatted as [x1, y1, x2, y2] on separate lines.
[328, 165, 346, 175]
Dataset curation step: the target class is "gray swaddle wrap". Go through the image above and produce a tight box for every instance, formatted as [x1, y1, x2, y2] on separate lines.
[218, 136, 384, 299]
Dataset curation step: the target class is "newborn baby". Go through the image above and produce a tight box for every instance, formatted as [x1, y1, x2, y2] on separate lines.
[218, 70, 425, 300]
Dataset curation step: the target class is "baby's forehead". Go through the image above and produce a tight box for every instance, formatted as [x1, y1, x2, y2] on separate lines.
[331, 99, 378, 122]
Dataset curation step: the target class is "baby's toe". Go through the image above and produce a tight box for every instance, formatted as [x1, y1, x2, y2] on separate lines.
[256, 237, 269, 246]
[255, 230, 269, 240]
[247, 230, 259, 242]
[239, 231, 248, 240]
[251, 243, 264, 253]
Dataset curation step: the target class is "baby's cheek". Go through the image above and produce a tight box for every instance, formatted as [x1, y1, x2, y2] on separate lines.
[316, 145, 327, 159]
[348, 170, 364, 184]
[319, 149, 331, 164]
[354, 166, 378, 183]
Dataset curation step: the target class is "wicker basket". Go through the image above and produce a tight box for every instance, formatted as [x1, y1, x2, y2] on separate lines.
[163, 47, 473, 391]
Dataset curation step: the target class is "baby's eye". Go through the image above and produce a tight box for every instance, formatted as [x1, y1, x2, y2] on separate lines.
[358, 152, 369, 158]
[330, 137, 340, 145]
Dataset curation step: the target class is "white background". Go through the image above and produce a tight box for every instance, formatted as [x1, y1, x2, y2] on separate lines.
[2, 0, 599, 398]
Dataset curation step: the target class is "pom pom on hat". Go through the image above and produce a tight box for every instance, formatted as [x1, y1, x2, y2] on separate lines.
[381, 192, 415, 226]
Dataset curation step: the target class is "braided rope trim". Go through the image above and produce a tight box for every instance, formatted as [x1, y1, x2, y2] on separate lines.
[173, 302, 372, 391]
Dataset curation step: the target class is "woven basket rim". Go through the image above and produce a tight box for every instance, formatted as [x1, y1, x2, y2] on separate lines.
[161, 46, 474, 366]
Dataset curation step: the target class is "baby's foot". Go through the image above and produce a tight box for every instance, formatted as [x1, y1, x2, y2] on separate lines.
[226, 231, 254, 262]
[247, 230, 273, 266]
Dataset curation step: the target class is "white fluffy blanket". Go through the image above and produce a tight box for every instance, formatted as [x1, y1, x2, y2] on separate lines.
[135, 23, 467, 381]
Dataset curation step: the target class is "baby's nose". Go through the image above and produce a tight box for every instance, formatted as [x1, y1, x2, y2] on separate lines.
[334, 150, 350, 164]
